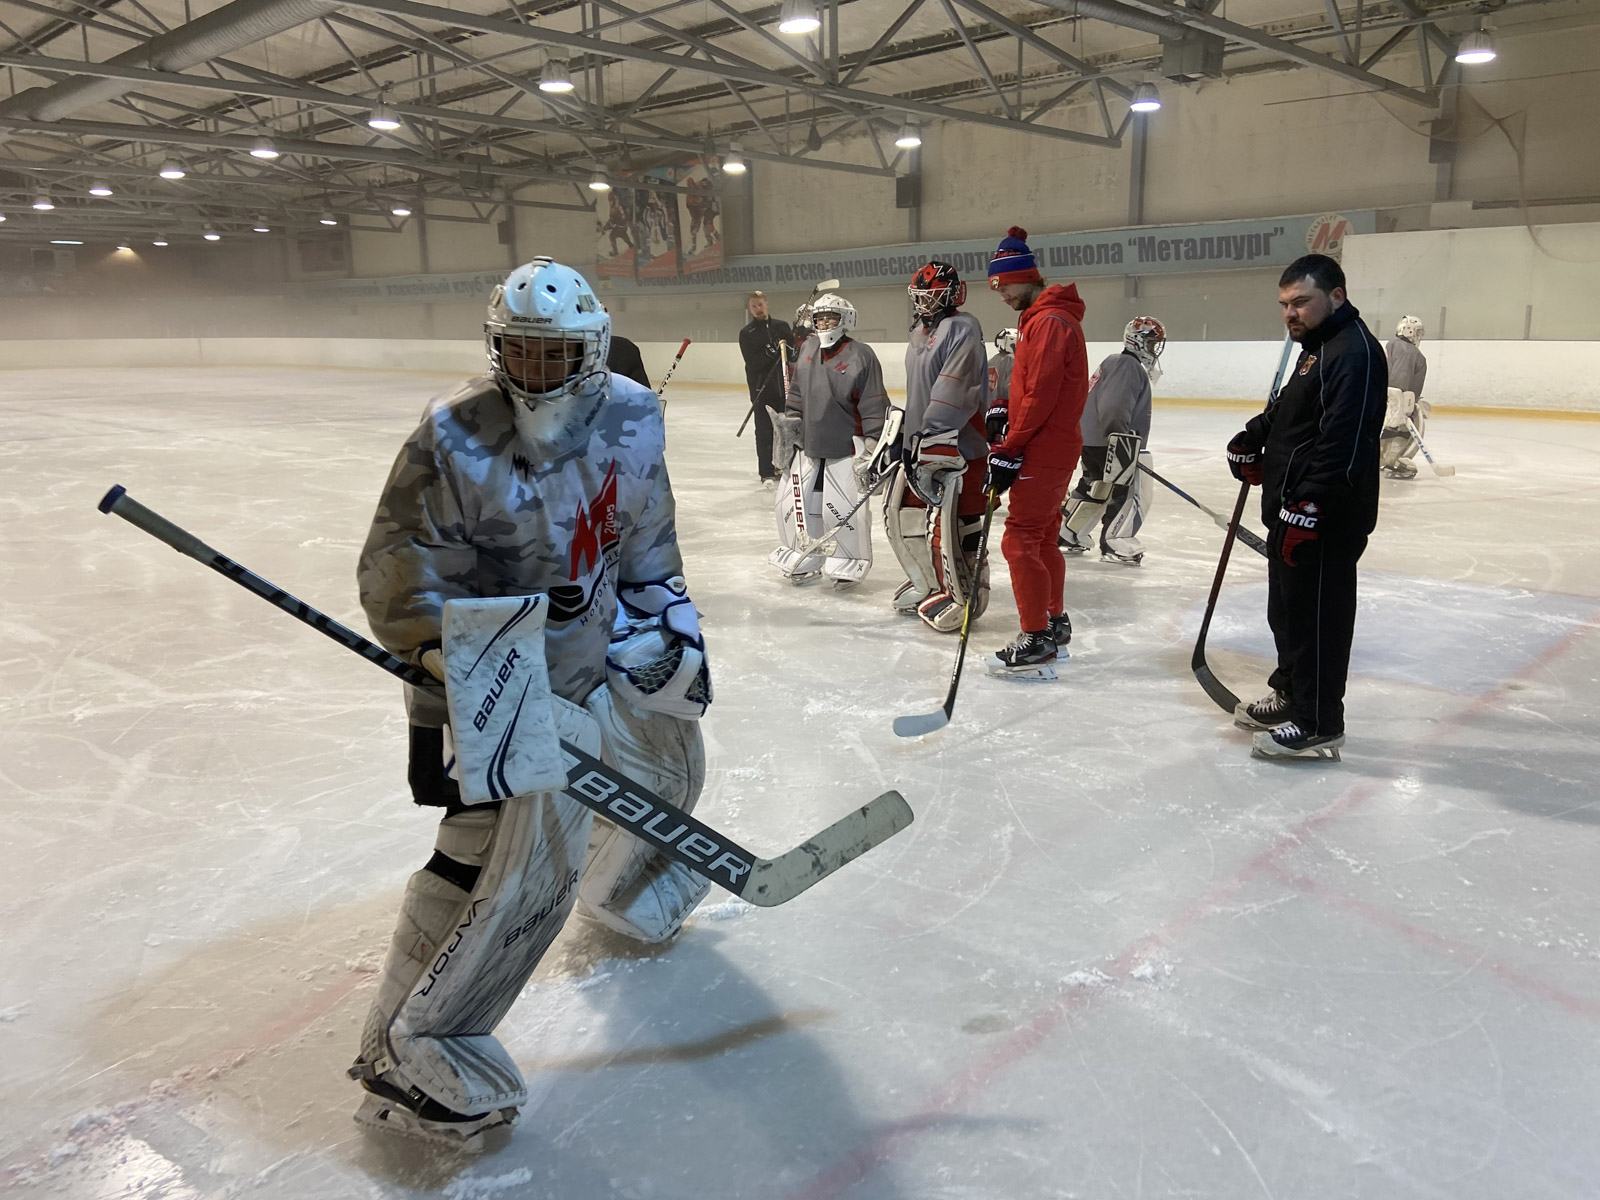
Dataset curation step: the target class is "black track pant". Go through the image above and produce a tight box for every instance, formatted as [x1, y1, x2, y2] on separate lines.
[750, 394, 778, 480]
[1265, 535, 1366, 737]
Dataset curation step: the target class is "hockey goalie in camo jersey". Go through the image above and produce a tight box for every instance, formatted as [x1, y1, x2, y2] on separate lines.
[887, 261, 992, 632]
[353, 257, 714, 1146]
[1059, 316, 1164, 565]
[769, 292, 888, 587]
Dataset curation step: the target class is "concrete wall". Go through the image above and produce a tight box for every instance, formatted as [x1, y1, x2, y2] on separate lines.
[4, 337, 1595, 412]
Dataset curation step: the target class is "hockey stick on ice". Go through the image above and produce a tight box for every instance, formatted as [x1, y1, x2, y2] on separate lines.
[1191, 335, 1295, 713]
[1406, 418, 1455, 476]
[97, 485, 913, 907]
[1138, 462, 1269, 558]
[893, 490, 998, 738]
[655, 338, 691, 404]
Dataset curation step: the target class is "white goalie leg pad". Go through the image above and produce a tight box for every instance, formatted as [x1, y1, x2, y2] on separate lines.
[821, 456, 872, 582]
[354, 696, 602, 1117]
[1103, 451, 1154, 557]
[883, 465, 936, 608]
[576, 684, 711, 942]
[918, 484, 986, 633]
[772, 453, 825, 578]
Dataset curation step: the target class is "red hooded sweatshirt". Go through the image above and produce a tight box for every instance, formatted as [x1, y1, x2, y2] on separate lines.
[997, 283, 1089, 467]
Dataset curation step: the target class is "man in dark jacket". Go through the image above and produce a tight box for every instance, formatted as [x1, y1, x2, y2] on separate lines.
[738, 291, 795, 485]
[1227, 253, 1386, 761]
[608, 334, 651, 390]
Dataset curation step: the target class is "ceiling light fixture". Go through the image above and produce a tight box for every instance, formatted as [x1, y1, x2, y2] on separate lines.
[33, 193, 54, 210]
[894, 117, 921, 149]
[390, 203, 411, 217]
[368, 100, 402, 131]
[152, 238, 168, 246]
[778, 0, 820, 35]
[159, 159, 186, 179]
[51, 239, 83, 245]
[1130, 81, 1162, 112]
[89, 180, 114, 196]
[722, 142, 747, 174]
[1455, 27, 1496, 64]
[249, 136, 280, 159]
[116, 244, 132, 251]
[0, 213, 7, 223]
[320, 211, 338, 226]
[539, 56, 575, 93]
[253, 217, 271, 232]
[203, 226, 221, 241]
[588, 171, 611, 192]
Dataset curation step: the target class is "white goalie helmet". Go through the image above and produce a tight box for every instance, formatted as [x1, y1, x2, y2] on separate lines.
[809, 292, 856, 349]
[605, 578, 713, 719]
[485, 257, 610, 408]
[1396, 314, 1425, 345]
[994, 327, 1019, 355]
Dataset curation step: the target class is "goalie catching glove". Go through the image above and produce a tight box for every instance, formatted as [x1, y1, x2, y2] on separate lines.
[606, 578, 713, 719]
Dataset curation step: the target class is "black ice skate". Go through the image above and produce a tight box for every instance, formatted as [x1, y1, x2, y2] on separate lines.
[985, 630, 1059, 681]
[353, 1075, 517, 1150]
[1250, 722, 1344, 762]
[1233, 689, 1290, 731]
[1047, 612, 1072, 647]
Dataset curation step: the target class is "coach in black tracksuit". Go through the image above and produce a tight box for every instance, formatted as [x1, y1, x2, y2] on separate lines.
[739, 291, 795, 484]
[1227, 254, 1386, 760]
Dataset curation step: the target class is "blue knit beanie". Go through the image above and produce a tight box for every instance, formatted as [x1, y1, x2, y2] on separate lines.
[988, 226, 1042, 287]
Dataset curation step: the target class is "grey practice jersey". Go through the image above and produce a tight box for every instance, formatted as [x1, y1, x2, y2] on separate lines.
[359, 373, 683, 725]
[1385, 338, 1427, 399]
[988, 351, 1013, 405]
[904, 311, 989, 461]
[1080, 351, 1152, 446]
[787, 335, 888, 460]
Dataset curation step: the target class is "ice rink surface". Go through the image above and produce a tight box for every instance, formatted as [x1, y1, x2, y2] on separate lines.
[2, 366, 1598, 1200]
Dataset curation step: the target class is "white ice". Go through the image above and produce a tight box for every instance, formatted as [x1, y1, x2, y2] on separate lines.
[1, 366, 1598, 1199]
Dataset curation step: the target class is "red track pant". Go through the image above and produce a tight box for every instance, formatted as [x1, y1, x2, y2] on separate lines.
[1001, 464, 1074, 632]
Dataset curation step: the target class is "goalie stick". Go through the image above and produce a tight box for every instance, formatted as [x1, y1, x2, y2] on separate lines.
[655, 338, 691, 404]
[892, 490, 998, 738]
[97, 485, 913, 907]
[1406, 418, 1455, 477]
[1192, 335, 1295, 713]
[1138, 462, 1269, 558]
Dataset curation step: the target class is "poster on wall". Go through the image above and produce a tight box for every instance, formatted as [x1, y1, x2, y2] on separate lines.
[680, 159, 723, 276]
[594, 180, 637, 279]
[632, 168, 682, 281]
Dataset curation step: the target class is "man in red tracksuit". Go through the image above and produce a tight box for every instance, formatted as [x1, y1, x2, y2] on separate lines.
[982, 226, 1090, 678]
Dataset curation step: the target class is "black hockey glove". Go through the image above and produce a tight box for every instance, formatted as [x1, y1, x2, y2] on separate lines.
[984, 400, 1010, 442]
[985, 448, 1023, 496]
[1226, 432, 1263, 486]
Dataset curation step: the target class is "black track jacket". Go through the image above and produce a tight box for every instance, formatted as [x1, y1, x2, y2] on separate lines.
[1242, 301, 1387, 538]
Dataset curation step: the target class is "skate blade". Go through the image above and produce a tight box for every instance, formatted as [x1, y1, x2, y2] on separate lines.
[353, 1094, 514, 1151]
[1251, 745, 1341, 762]
[984, 658, 1058, 681]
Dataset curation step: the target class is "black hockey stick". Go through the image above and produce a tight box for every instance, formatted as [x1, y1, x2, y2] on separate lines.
[1139, 462, 1269, 558]
[98, 485, 913, 907]
[1191, 335, 1295, 713]
[893, 490, 998, 738]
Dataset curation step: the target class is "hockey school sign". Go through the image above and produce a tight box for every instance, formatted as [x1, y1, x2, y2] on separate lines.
[293, 211, 1371, 305]
[600, 210, 1374, 296]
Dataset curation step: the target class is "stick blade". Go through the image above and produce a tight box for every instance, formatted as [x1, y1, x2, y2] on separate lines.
[893, 709, 949, 738]
[1191, 656, 1241, 713]
[742, 791, 915, 907]
[1433, 464, 1456, 477]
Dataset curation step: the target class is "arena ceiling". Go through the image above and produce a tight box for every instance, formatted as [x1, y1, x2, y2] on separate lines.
[0, 0, 1591, 242]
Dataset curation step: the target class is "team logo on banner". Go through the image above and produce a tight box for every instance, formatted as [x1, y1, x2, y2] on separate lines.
[1305, 213, 1353, 260]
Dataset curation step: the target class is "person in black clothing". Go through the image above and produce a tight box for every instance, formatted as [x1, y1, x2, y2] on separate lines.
[1226, 253, 1386, 761]
[737, 291, 795, 485]
[607, 334, 651, 390]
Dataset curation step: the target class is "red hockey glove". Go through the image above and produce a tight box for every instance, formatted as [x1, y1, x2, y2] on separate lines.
[1272, 499, 1321, 567]
[985, 449, 1023, 496]
[1227, 433, 1263, 486]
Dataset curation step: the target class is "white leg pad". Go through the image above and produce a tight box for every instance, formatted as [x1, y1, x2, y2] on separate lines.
[883, 465, 936, 601]
[353, 696, 601, 1116]
[576, 684, 711, 943]
[821, 457, 871, 580]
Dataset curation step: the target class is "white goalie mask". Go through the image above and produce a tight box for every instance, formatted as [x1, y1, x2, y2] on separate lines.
[993, 327, 1018, 355]
[1396, 314, 1425, 345]
[1123, 315, 1166, 383]
[809, 293, 856, 350]
[485, 257, 610, 408]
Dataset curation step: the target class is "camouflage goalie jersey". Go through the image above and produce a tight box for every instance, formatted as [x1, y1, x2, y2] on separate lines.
[358, 373, 682, 725]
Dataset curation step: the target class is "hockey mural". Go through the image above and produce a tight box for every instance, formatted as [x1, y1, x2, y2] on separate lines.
[594, 182, 638, 279]
[633, 168, 682, 282]
[680, 158, 723, 276]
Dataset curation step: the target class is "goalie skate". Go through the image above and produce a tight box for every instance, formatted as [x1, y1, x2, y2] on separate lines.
[354, 1079, 517, 1150]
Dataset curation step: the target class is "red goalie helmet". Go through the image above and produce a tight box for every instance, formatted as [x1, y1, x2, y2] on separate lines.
[908, 260, 966, 325]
